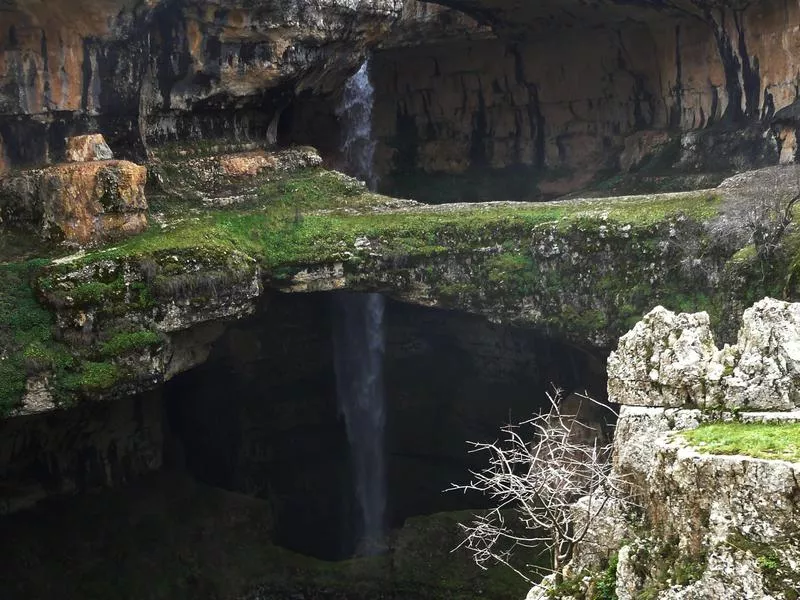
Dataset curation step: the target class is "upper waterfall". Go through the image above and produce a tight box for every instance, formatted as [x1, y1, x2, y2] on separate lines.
[337, 59, 378, 191]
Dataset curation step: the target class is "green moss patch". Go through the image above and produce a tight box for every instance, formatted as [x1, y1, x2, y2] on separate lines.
[0, 260, 74, 414]
[682, 422, 800, 462]
[86, 180, 721, 273]
[100, 330, 161, 358]
[62, 361, 120, 392]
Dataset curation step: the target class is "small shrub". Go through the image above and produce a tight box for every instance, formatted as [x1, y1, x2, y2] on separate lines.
[593, 553, 619, 600]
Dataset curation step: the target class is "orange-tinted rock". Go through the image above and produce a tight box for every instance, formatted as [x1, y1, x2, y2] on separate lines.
[217, 148, 322, 178]
[0, 160, 148, 245]
[219, 153, 280, 177]
[778, 127, 797, 165]
[0, 0, 403, 168]
[65, 135, 114, 163]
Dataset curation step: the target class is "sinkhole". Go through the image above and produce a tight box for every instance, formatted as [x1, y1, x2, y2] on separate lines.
[162, 291, 610, 560]
[0, 291, 611, 566]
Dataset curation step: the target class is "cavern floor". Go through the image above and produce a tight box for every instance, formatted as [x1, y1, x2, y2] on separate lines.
[0, 471, 540, 600]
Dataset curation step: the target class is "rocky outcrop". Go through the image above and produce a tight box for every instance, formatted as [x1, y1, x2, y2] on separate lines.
[149, 145, 324, 205]
[610, 406, 800, 600]
[608, 298, 800, 411]
[0, 159, 148, 244]
[535, 298, 800, 600]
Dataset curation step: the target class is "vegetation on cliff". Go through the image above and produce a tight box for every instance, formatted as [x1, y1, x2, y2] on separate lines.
[5, 160, 800, 417]
[683, 422, 800, 462]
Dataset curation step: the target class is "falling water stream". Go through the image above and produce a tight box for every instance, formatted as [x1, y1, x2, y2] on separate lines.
[332, 293, 387, 555]
[333, 59, 387, 556]
[336, 59, 378, 191]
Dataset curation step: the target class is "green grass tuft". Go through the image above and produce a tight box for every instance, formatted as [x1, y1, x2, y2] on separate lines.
[683, 422, 800, 462]
[63, 362, 120, 392]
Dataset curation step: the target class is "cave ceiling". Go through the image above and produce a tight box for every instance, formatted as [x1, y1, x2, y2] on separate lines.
[424, 0, 752, 35]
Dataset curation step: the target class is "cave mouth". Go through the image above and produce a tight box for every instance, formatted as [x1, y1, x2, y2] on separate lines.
[163, 291, 610, 561]
[0, 292, 609, 569]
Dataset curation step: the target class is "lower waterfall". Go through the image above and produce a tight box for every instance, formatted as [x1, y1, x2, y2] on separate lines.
[332, 292, 388, 555]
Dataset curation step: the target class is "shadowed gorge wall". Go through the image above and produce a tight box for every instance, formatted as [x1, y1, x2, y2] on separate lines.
[0, 288, 606, 558]
[371, 0, 800, 200]
[0, 391, 164, 514]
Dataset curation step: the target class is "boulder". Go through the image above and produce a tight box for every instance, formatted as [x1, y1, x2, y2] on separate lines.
[725, 298, 800, 411]
[607, 306, 725, 408]
[65, 134, 114, 163]
[0, 161, 148, 245]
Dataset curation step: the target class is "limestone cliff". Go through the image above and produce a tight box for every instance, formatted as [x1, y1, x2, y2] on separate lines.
[0, 0, 402, 169]
[4, 0, 800, 191]
[372, 0, 800, 198]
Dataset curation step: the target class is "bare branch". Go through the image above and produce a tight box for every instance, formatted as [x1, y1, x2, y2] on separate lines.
[449, 389, 631, 583]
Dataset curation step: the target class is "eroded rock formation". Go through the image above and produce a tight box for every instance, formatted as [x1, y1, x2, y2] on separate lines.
[608, 298, 800, 411]
[533, 298, 800, 600]
[3, 0, 800, 190]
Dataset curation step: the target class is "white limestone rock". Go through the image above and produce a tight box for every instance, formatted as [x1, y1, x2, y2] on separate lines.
[724, 297, 800, 411]
[608, 298, 800, 411]
[612, 405, 701, 477]
[607, 306, 724, 408]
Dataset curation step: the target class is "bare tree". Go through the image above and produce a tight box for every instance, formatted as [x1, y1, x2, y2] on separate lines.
[449, 390, 628, 584]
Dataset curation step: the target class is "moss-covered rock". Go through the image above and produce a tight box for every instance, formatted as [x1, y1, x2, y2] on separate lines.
[2, 161, 798, 417]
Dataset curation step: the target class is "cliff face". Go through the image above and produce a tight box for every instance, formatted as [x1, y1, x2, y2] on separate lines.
[0, 0, 402, 169]
[373, 0, 800, 197]
[3, 0, 800, 192]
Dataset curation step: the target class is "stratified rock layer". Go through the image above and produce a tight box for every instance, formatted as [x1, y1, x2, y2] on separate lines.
[0, 0, 403, 166]
[372, 0, 800, 196]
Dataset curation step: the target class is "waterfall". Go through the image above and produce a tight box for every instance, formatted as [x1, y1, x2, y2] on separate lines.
[332, 292, 387, 555]
[333, 58, 386, 555]
[337, 59, 378, 190]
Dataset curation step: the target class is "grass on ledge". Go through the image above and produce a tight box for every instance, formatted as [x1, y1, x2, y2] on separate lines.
[75, 166, 721, 273]
[682, 422, 800, 462]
